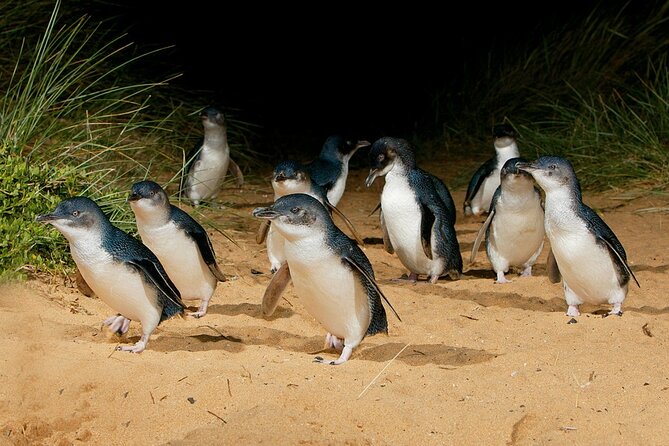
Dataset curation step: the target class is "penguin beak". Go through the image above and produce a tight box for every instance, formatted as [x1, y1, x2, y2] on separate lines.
[365, 169, 379, 188]
[515, 161, 536, 173]
[127, 192, 141, 203]
[252, 207, 281, 220]
[35, 213, 57, 223]
[355, 140, 371, 150]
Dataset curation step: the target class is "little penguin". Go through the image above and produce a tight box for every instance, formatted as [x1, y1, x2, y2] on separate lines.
[181, 106, 244, 206]
[252, 193, 400, 365]
[516, 156, 640, 316]
[128, 180, 227, 318]
[463, 123, 520, 216]
[258, 159, 364, 273]
[35, 197, 185, 353]
[470, 157, 545, 283]
[304, 135, 370, 206]
[365, 136, 462, 283]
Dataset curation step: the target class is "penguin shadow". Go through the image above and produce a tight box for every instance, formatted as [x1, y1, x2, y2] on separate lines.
[194, 302, 296, 320]
[362, 237, 383, 245]
[357, 342, 497, 366]
[461, 266, 497, 280]
[628, 263, 669, 274]
[428, 286, 567, 313]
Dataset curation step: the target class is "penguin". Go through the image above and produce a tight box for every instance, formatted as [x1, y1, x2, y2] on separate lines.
[463, 123, 520, 216]
[252, 193, 400, 365]
[304, 135, 370, 206]
[365, 136, 462, 283]
[258, 159, 364, 273]
[515, 156, 640, 316]
[35, 197, 185, 353]
[128, 180, 227, 318]
[181, 106, 244, 206]
[469, 157, 545, 283]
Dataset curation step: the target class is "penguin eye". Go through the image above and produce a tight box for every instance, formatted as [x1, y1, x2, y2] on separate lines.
[290, 207, 300, 214]
[377, 154, 385, 162]
[72, 210, 80, 217]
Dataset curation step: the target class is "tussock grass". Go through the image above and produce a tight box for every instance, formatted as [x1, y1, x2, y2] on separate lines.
[1, 0, 256, 280]
[433, 1, 669, 192]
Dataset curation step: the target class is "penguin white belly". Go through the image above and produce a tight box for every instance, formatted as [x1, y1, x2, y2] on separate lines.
[327, 165, 348, 206]
[488, 201, 545, 269]
[471, 172, 500, 215]
[546, 216, 621, 304]
[70, 241, 161, 324]
[284, 237, 370, 345]
[187, 147, 230, 201]
[381, 176, 433, 275]
[138, 223, 216, 300]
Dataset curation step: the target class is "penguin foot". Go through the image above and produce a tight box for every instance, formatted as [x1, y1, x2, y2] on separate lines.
[494, 272, 512, 284]
[566, 305, 581, 317]
[313, 345, 353, 365]
[116, 336, 147, 353]
[103, 314, 131, 335]
[188, 311, 206, 319]
[520, 265, 533, 277]
[604, 309, 623, 318]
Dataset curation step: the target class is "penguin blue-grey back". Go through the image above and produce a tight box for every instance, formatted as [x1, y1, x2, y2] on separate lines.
[36, 196, 185, 353]
[252, 193, 399, 365]
[304, 135, 370, 206]
[463, 123, 520, 216]
[128, 180, 226, 319]
[470, 157, 545, 283]
[516, 156, 639, 316]
[181, 106, 244, 206]
[365, 136, 462, 283]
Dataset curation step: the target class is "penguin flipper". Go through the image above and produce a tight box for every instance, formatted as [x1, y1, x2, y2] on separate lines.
[470, 210, 494, 264]
[546, 247, 561, 284]
[341, 255, 401, 323]
[126, 258, 185, 319]
[228, 158, 244, 188]
[600, 237, 641, 288]
[380, 210, 394, 254]
[368, 201, 381, 217]
[419, 203, 436, 260]
[181, 141, 203, 193]
[464, 159, 495, 212]
[261, 262, 291, 317]
[186, 226, 227, 282]
[326, 202, 364, 246]
[256, 220, 271, 244]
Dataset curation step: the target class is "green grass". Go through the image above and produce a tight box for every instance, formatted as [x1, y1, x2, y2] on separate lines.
[0, 0, 256, 281]
[431, 1, 669, 192]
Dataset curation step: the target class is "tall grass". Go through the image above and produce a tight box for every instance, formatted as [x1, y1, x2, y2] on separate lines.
[434, 1, 669, 191]
[0, 0, 255, 280]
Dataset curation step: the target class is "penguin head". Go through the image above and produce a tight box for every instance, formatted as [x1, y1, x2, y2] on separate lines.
[127, 180, 171, 221]
[252, 193, 329, 241]
[271, 160, 311, 197]
[200, 106, 226, 129]
[516, 156, 581, 195]
[320, 135, 371, 161]
[500, 157, 533, 182]
[35, 196, 108, 241]
[493, 123, 517, 149]
[365, 137, 415, 187]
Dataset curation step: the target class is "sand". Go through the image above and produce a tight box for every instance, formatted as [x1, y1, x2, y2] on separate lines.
[2, 154, 668, 446]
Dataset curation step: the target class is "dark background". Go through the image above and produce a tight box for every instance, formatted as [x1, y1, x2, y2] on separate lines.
[89, 1, 626, 156]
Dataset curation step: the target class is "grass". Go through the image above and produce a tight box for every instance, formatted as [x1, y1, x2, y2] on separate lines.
[431, 0, 669, 192]
[0, 0, 257, 281]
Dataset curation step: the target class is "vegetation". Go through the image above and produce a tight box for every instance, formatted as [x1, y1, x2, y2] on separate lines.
[2, 0, 668, 281]
[432, 1, 669, 191]
[0, 0, 254, 281]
